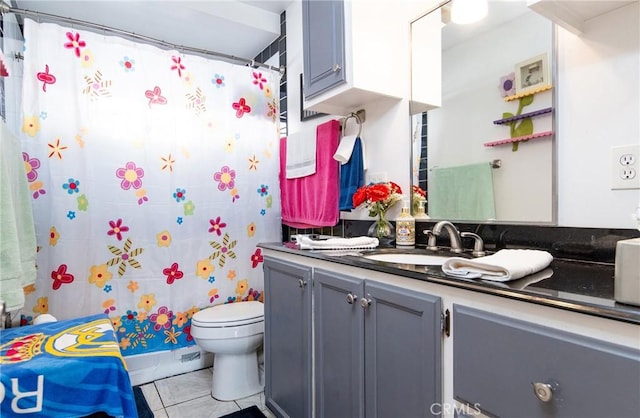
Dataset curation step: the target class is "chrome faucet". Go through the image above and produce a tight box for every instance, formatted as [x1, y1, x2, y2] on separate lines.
[425, 221, 463, 253]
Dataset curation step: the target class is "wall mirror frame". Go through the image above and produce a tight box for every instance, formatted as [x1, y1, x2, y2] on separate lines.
[410, 0, 557, 226]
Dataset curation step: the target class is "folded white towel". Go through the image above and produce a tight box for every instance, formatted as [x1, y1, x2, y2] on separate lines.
[333, 134, 357, 165]
[286, 132, 316, 179]
[481, 267, 553, 290]
[294, 235, 379, 250]
[441, 249, 553, 282]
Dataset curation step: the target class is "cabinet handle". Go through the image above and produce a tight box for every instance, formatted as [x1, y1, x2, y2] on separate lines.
[532, 382, 554, 402]
[359, 297, 372, 309]
[333, 64, 342, 72]
[346, 293, 358, 304]
[298, 279, 307, 288]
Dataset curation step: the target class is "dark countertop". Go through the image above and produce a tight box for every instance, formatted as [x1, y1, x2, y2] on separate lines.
[259, 243, 640, 325]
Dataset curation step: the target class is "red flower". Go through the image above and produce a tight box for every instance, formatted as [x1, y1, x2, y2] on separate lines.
[51, 264, 74, 290]
[107, 218, 130, 241]
[232, 97, 251, 118]
[163, 263, 184, 285]
[352, 181, 403, 218]
[250, 248, 264, 268]
[36, 65, 56, 92]
[412, 185, 426, 198]
[64, 32, 86, 58]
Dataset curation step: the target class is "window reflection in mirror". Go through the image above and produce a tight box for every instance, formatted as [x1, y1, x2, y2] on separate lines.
[411, 1, 556, 224]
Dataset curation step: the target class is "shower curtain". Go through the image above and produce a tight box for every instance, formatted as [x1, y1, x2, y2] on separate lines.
[19, 19, 282, 356]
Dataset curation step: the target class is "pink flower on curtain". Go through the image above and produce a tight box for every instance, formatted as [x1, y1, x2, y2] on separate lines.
[107, 218, 130, 241]
[36, 64, 56, 92]
[252, 72, 267, 90]
[145, 86, 167, 107]
[22, 152, 40, 182]
[51, 264, 74, 290]
[163, 263, 184, 285]
[64, 31, 86, 58]
[116, 161, 145, 190]
[149, 306, 174, 331]
[170, 56, 185, 77]
[208, 216, 227, 236]
[213, 166, 236, 191]
[232, 97, 251, 118]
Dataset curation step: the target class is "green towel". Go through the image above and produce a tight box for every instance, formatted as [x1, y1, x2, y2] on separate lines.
[0, 122, 37, 311]
[429, 162, 496, 221]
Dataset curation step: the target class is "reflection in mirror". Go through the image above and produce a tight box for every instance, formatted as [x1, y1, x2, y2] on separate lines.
[411, 1, 555, 224]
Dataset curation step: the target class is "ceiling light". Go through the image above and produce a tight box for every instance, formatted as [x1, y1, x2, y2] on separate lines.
[451, 0, 488, 24]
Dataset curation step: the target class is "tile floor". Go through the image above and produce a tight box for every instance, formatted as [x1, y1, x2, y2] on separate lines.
[139, 368, 276, 418]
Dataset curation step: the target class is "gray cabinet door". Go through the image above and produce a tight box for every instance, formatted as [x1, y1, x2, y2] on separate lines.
[364, 281, 443, 418]
[263, 257, 312, 418]
[302, 0, 346, 99]
[453, 304, 640, 418]
[313, 269, 365, 418]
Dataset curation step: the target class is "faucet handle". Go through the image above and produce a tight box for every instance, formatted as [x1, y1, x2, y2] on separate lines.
[423, 229, 438, 251]
[460, 232, 486, 257]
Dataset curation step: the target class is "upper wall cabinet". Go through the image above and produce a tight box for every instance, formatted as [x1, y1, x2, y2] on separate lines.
[301, 0, 409, 115]
[302, 0, 346, 100]
[527, 0, 638, 35]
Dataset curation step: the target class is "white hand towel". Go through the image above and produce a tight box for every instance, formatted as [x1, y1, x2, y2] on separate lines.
[481, 267, 553, 290]
[294, 235, 379, 250]
[441, 249, 553, 282]
[286, 132, 316, 179]
[333, 134, 357, 165]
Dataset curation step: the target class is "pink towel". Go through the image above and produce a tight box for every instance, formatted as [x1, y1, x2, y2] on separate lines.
[280, 120, 341, 228]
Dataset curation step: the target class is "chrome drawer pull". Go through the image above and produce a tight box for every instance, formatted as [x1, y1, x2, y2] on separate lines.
[346, 293, 358, 304]
[532, 382, 554, 402]
[298, 279, 307, 288]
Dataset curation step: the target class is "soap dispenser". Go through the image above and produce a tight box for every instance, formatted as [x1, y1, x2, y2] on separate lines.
[414, 200, 430, 220]
[396, 199, 415, 247]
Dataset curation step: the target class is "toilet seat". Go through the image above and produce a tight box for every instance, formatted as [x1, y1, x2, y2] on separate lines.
[192, 301, 264, 328]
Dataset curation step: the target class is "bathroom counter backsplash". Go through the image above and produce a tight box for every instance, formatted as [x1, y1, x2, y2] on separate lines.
[259, 238, 640, 325]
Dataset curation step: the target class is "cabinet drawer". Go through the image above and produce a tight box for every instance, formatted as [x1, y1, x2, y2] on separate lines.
[453, 304, 640, 418]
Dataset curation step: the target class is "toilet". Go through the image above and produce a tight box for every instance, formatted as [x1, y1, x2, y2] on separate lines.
[190, 301, 264, 401]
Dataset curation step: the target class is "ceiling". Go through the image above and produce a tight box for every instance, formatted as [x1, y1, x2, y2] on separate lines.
[10, 0, 293, 61]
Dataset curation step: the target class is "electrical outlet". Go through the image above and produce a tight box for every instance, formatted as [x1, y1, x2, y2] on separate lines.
[611, 145, 640, 190]
[367, 171, 388, 184]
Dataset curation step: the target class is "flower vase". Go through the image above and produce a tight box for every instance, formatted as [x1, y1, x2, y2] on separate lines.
[367, 212, 395, 247]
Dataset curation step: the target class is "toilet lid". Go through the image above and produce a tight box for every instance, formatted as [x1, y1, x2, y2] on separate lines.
[192, 301, 264, 326]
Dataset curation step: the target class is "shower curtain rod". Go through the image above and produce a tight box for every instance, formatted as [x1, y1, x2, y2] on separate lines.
[0, 3, 284, 74]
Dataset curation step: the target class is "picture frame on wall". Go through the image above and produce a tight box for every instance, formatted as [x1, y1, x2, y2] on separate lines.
[514, 53, 550, 95]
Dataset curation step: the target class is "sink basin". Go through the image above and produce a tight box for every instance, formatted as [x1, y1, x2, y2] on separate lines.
[362, 253, 451, 266]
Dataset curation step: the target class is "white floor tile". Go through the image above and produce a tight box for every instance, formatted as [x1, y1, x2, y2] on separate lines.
[235, 392, 266, 411]
[140, 383, 164, 411]
[155, 368, 213, 407]
[152, 408, 169, 418]
[165, 394, 239, 418]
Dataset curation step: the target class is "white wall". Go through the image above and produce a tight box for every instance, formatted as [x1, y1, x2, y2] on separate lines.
[557, 2, 640, 229]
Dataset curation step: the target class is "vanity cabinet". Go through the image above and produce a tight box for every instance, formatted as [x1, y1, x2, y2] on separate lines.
[263, 256, 443, 418]
[313, 269, 442, 418]
[301, 0, 408, 115]
[263, 258, 312, 418]
[453, 304, 640, 418]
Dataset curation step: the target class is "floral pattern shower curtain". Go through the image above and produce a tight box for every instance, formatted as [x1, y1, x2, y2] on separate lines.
[19, 19, 281, 356]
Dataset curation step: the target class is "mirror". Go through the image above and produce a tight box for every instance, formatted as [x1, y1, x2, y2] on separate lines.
[410, 1, 555, 224]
